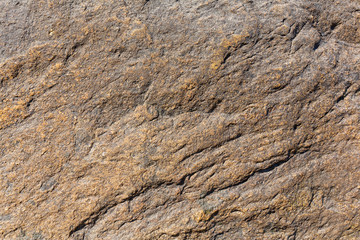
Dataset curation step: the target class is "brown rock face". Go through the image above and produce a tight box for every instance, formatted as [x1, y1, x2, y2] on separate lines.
[1, 0, 360, 239]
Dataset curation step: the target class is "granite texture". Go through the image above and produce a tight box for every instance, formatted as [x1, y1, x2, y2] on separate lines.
[1, 0, 360, 239]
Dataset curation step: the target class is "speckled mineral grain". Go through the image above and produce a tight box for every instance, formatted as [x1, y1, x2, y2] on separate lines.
[1, 0, 360, 239]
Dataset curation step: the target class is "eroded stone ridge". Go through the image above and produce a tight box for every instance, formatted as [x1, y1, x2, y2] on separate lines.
[1, 0, 360, 239]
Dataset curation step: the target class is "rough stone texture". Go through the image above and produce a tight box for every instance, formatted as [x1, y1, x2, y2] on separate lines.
[1, 0, 360, 239]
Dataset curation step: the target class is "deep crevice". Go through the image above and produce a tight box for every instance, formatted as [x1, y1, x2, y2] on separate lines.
[313, 39, 321, 51]
[222, 52, 232, 65]
[68, 202, 118, 237]
[201, 150, 296, 198]
[178, 130, 242, 164]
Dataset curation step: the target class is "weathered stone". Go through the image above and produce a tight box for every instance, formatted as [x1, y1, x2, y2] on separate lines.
[1, 0, 359, 239]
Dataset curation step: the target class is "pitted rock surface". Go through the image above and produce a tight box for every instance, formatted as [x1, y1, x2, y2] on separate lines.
[1, 0, 360, 239]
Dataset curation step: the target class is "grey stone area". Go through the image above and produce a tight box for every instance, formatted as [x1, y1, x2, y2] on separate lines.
[0, 0, 359, 239]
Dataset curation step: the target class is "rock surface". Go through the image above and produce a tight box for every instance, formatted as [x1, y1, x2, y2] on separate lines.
[1, 0, 360, 239]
